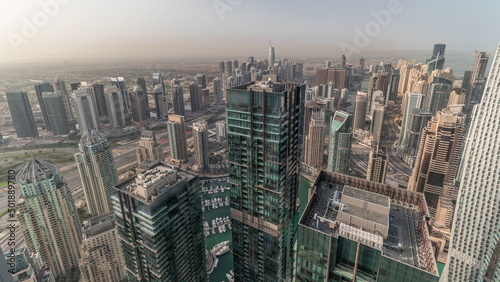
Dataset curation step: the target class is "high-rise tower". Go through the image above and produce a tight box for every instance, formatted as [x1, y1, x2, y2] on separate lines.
[73, 89, 100, 131]
[172, 85, 185, 116]
[136, 130, 164, 163]
[104, 86, 126, 128]
[6, 92, 38, 138]
[75, 129, 118, 215]
[327, 110, 353, 174]
[17, 159, 81, 279]
[129, 85, 149, 124]
[304, 110, 326, 169]
[166, 115, 188, 162]
[227, 81, 303, 281]
[34, 82, 55, 131]
[42, 92, 70, 135]
[192, 120, 209, 172]
[113, 162, 206, 281]
[269, 41, 275, 69]
[441, 45, 500, 282]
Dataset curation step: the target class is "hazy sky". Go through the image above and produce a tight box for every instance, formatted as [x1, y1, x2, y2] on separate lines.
[1, 0, 499, 63]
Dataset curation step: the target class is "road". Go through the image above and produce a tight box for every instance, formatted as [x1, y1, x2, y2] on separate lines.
[381, 106, 413, 177]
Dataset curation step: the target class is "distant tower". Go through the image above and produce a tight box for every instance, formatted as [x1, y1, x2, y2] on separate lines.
[359, 57, 365, 68]
[75, 129, 118, 215]
[304, 110, 326, 169]
[269, 41, 276, 69]
[386, 69, 400, 104]
[110, 77, 129, 114]
[353, 92, 368, 130]
[34, 82, 55, 131]
[135, 77, 147, 96]
[90, 83, 107, 117]
[167, 115, 188, 162]
[6, 92, 39, 138]
[200, 88, 210, 109]
[17, 159, 81, 279]
[213, 77, 223, 105]
[366, 144, 388, 183]
[80, 212, 126, 282]
[466, 51, 489, 105]
[219, 61, 225, 75]
[226, 60, 233, 75]
[73, 89, 100, 131]
[192, 120, 209, 172]
[172, 85, 185, 116]
[189, 82, 201, 112]
[370, 104, 385, 140]
[104, 86, 125, 128]
[426, 43, 446, 73]
[215, 120, 226, 142]
[42, 92, 70, 135]
[327, 110, 353, 174]
[129, 85, 149, 124]
[112, 163, 206, 281]
[398, 107, 433, 167]
[341, 54, 347, 68]
[136, 130, 164, 164]
[53, 78, 74, 120]
[153, 85, 168, 119]
[196, 74, 207, 89]
[423, 77, 452, 115]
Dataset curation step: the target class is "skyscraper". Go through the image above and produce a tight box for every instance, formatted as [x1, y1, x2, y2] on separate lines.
[192, 120, 209, 172]
[296, 170, 439, 281]
[441, 45, 500, 281]
[409, 107, 466, 260]
[110, 77, 129, 114]
[423, 77, 452, 115]
[196, 74, 207, 88]
[34, 82, 55, 131]
[189, 82, 201, 112]
[398, 108, 433, 167]
[80, 212, 126, 282]
[227, 81, 303, 281]
[75, 129, 118, 215]
[112, 162, 206, 281]
[370, 103, 385, 140]
[226, 60, 233, 75]
[7, 92, 39, 138]
[129, 85, 149, 124]
[136, 130, 164, 163]
[17, 159, 81, 279]
[327, 110, 353, 174]
[172, 85, 185, 116]
[269, 41, 275, 68]
[386, 68, 400, 103]
[135, 77, 147, 97]
[53, 78, 74, 121]
[200, 88, 210, 109]
[90, 83, 107, 117]
[166, 115, 188, 162]
[353, 92, 368, 130]
[426, 43, 446, 73]
[104, 86, 125, 128]
[153, 84, 168, 119]
[42, 92, 70, 135]
[366, 144, 388, 183]
[304, 110, 326, 169]
[215, 120, 227, 142]
[73, 89, 100, 131]
[466, 51, 489, 105]
[213, 77, 223, 105]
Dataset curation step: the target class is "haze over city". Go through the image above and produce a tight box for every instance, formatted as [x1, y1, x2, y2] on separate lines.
[1, 0, 499, 63]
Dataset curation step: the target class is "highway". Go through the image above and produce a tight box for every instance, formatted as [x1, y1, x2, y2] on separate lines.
[381, 106, 413, 177]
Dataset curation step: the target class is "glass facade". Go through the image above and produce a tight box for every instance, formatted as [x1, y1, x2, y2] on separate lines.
[227, 82, 304, 281]
[112, 163, 206, 282]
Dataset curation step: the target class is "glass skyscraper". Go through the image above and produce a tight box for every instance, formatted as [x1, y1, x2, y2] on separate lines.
[17, 159, 81, 279]
[227, 81, 304, 281]
[112, 162, 206, 281]
[327, 110, 353, 174]
[6, 92, 38, 138]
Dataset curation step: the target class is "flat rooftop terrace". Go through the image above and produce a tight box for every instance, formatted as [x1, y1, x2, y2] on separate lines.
[301, 181, 427, 271]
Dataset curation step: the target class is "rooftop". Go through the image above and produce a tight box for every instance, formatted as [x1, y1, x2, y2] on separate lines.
[115, 163, 189, 203]
[300, 170, 438, 276]
[82, 212, 116, 238]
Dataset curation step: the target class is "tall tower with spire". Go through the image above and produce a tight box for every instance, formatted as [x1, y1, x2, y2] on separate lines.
[269, 41, 275, 69]
[74, 129, 118, 215]
[17, 159, 81, 279]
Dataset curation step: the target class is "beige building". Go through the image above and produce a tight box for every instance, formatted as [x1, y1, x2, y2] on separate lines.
[80, 212, 125, 282]
[136, 130, 164, 164]
[167, 115, 189, 162]
[409, 107, 466, 262]
[304, 110, 325, 169]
